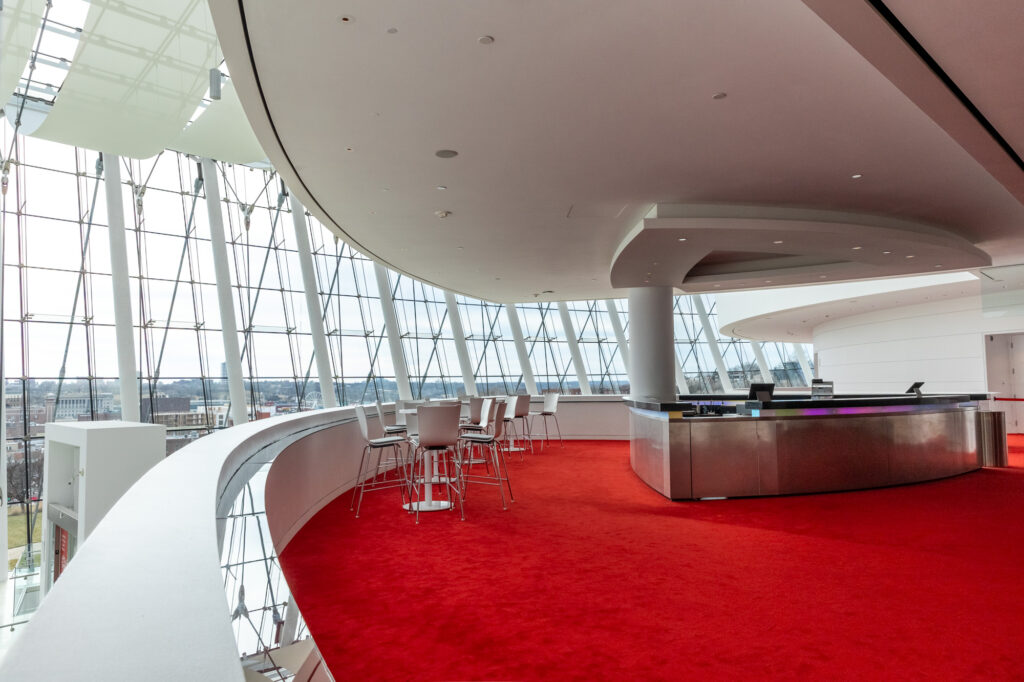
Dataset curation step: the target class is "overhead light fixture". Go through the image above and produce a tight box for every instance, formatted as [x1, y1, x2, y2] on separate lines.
[478, 35, 495, 44]
[209, 68, 222, 100]
[905, 254, 915, 259]
[852, 246, 862, 250]
[677, 237, 687, 242]
[435, 149, 458, 158]
[712, 92, 727, 100]
[882, 250, 892, 255]
[819, 275, 827, 279]
[934, 264, 943, 268]
[435, 210, 452, 218]
[851, 173, 863, 179]
[773, 240, 784, 245]
[436, 185, 447, 190]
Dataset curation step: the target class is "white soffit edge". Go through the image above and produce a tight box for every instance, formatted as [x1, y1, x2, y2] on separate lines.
[715, 271, 980, 341]
[31, 0, 217, 159]
[171, 79, 266, 164]
[0, 0, 45, 105]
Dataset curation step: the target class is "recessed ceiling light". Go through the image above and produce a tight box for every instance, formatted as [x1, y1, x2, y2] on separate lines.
[713, 284, 721, 288]
[436, 185, 447, 190]
[345, 147, 354, 152]
[765, 280, 772, 284]
[851, 173, 863, 179]
[478, 35, 495, 45]
[435, 210, 452, 218]
[435, 149, 458, 158]
[819, 275, 827, 279]
[678, 237, 687, 242]
[712, 92, 727, 100]
[773, 240, 784, 245]
[934, 264, 943, 268]
[882, 250, 892, 255]
[387, 27, 398, 34]
[338, 15, 354, 23]
[905, 254, 915, 259]
[852, 246, 862, 250]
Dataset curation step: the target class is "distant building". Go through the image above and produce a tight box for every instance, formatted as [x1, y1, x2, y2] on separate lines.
[44, 393, 114, 421]
[151, 412, 208, 428]
[141, 396, 191, 422]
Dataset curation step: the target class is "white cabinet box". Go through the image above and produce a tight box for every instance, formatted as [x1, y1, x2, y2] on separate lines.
[42, 421, 165, 597]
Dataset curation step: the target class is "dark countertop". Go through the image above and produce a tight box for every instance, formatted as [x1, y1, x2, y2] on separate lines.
[626, 393, 981, 413]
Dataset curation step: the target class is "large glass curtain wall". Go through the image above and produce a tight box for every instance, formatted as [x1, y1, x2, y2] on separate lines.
[0, 125, 812, 566]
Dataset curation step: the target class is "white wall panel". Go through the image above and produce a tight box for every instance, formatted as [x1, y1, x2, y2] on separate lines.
[814, 294, 1024, 395]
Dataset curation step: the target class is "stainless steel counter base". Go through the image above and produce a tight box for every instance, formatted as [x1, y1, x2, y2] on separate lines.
[629, 404, 980, 500]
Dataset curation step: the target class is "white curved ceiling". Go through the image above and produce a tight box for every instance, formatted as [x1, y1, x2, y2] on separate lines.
[210, 0, 1024, 302]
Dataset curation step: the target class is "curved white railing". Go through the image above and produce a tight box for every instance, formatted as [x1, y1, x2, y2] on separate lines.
[0, 407, 355, 681]
[0, 396, 630, 680]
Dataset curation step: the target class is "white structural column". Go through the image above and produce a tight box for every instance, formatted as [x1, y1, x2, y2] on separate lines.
[201, 158, 248, 426]
[749, 342, 774, 384]
[604, 299, 630, 373]
[627, 287, 678, 401]
[373, 262, 413, 401]
[102, 154, 141, 422]
[289, 194, 338, 408]
[692, 295, 734, 392]
[793, 343, 815, 383]
[557, 302, 592, 395]
[444, 291, 478, 396]
[505, 304, 538, 395]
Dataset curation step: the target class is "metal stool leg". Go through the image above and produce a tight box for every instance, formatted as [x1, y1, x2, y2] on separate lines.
[351, 444, 369, 512]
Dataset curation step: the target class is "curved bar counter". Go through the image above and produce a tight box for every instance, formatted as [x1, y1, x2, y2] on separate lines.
[628, 394, 983, 500]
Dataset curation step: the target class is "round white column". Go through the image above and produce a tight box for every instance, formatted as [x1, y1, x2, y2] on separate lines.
[628, 286, 677, 401]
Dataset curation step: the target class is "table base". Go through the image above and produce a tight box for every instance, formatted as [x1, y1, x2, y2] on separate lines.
[403, 500, 452, 512]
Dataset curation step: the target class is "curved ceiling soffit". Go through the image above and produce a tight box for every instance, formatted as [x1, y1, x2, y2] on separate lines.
[610, 204, 991, 293]
[204, 0, 462, 300]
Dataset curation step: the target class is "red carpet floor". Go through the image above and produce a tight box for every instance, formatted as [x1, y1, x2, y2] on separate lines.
[281, 436, 1024, 680]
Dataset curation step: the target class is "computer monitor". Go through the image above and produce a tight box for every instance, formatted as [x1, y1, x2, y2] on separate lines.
[747, 382, 775, 402]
